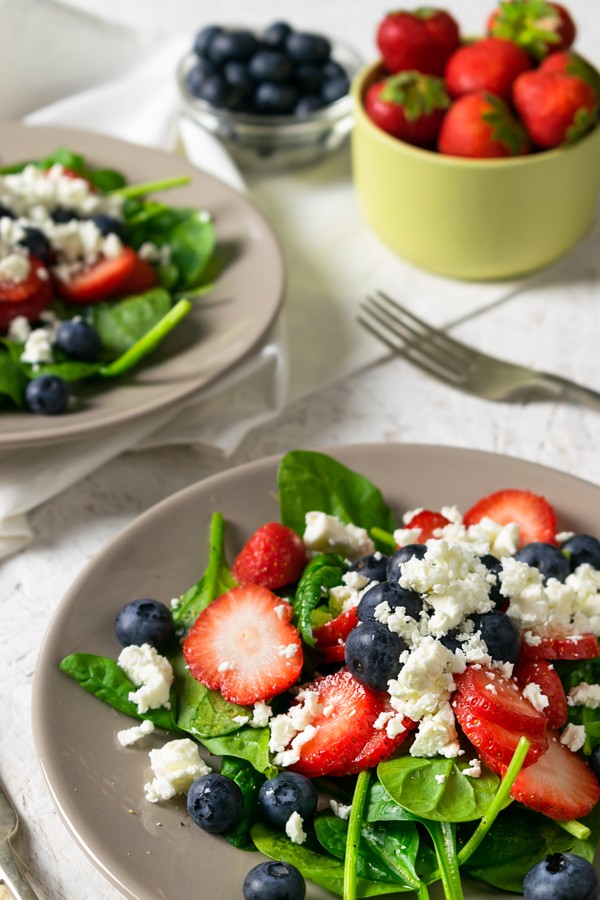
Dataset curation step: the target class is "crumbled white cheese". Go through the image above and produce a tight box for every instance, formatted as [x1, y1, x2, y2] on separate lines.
[303, 511, 375, 560]
[522, 682, 549, 713]
[330, 800, 352, 819]
[117, 643, 174, 714]
[7, 315, 31, 343]
[250, 700, 273, 728]
[0, 251, 30, 282]
[144, 739, 210, 803]
[462, 758, 482, 778]
[285, 811, 307, 844]
[434, 773, 446, 784]
[218, 660, 235, 672]
[20, 327, 54, 365]
[568, 682, 600, 709]
[117, 719, 155, 747]
[409, 702, 462, 758]
[560, 723, 586, 753]
[278, 643, 299, 658]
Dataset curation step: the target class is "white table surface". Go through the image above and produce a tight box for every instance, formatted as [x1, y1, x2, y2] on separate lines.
[3, 1, 600, 897]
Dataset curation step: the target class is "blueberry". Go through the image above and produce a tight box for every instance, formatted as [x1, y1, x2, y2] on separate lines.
[293, 63, 325, 95]
[286, 31, 331, 64]
[209, 30, 259, 65]
[186, 59, 218, 98]
[114, 598, 175, 652]
[0, 203, 15, 219]
[258, 771, 318, 829]
[262, 21, 293, 50]
[187, 773, 243, 834]
[193, 25, 222, 60]
[321, 75, 350, 104]
[243, 861, 306, 900]
[344, 623, 406, 692]
[523, 852, 600, 900]
[18, 227, 52, 263]
[196, 73, 236, 109]
[470, 611, 521, 664]
[248, 50, 293, 83]
[562, 534, 600, 570]
[357, 581, 422, 624]
[515, 542, 570, 582]
[90, 213, 127, 242]
[323, 60, 347, 81]
[479, 553, 504, 609]
[348, 552, 389, 583]
[25, 375, 69, 416]
[439, 631, 463, 654]
[223, 60, 253, 96]
[386, 544, 427, 582]
[51, 206, 80, 224]
[254, 82, 299, 114]
[54, 319, 102, 363]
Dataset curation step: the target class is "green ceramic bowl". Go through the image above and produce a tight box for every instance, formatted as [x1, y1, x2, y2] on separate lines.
[351, 61, 600, 281]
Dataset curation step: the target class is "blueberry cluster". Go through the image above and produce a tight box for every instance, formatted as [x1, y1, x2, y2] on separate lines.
[186, 22, 350, 116]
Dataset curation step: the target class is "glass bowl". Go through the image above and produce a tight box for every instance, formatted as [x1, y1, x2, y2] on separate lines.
[177, 37, 363, 173]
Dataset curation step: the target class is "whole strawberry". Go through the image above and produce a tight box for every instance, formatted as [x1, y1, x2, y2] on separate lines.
[364, 71, 451, 146]
[232, 521, 308, 590]
[438, 91, 531, 158]
[376, 8, 460, 76]
[445, 36, 533, 103]
[487, 0, 576, 60]
[513, 70, 599, 148]
[539, 50, 600, 96]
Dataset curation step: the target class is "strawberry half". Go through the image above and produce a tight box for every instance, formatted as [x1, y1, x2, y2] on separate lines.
[0, 256, 53, 332]
[463, 488, 557, 547]
[511, 732, 600, 820]
[55, 246, 139, 304]
[182, 584, 303, 705]
[288, 668, 387, 778]
[313, 608, 359, 658]
[404, 510, 451, 543]
[513, 658, 569, 729]
[454, 665, 547, 736]
[232, 522, 309, 590]
[519, 632, 600, 662]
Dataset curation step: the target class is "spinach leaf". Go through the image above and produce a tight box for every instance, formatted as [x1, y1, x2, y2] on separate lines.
[0, 147, 127, 190]
[278, 450, 396, 542]
[555, 658, 600, 753]
[378, 756, 502, 822]
[200, 727, 277, 778]
[59, 653, 178, 731]
[293, 553, 345, 645]
[362, 822, 424, 890]
[89, 288, 173, 357]
[173, 653, 249, 738]
[315, 815, 401, 884]
[99, 298, 192, 377]
[220, 757, 265, 851]
[18, 358, 102, 382]
[0, 350, 26, 406]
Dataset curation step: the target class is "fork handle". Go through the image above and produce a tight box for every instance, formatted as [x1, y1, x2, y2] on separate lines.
[0, 846, 38, 900]
[537, 372, 600, 407]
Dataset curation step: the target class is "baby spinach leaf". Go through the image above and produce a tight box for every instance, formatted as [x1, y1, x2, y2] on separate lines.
[362, 822, 424, 891]
[99, 298, 192, 378]
[277, 450, 396, 542]
[293, 553, 346, 646]
[0, 350, 26, 406]
[315, 815, 402, 884]
[18, 359, 102, 382]
[220, 757, 265, 851]
[89, 288, 173, 357]
[200, 727, 277, 778]
[367, 781, 417, 823]
[172, 653, 249, 738]
[59, 653, 178, 731]
[0, 147, 127, 190]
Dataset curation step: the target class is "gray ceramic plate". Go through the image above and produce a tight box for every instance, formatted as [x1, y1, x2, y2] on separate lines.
[0, 121, 284, 448]
[32, 444, 600, 899]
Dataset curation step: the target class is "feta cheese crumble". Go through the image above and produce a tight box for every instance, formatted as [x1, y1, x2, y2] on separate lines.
[568, 682, 600, 709]
[303, 511, 375, 560]
[117, 719, 155, 747]
[144, 739, 210, 803]
[560, 723, 586, 753]
[285, 811, 307, 844]
[117, 643, 174, 714]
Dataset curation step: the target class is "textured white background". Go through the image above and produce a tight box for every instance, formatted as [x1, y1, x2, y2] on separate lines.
[2, 1, 600, 898]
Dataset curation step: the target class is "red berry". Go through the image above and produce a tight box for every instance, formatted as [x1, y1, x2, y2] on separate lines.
[454, 665, 547, 736]
[55, 246, 140, 304]
[519, 632, 600, 662]
[463, 488, 557, 547]
[438, 92, 530, 158]
[0, 256, 53, 332]
[513, 658, 569, 729]
[403, 509, 451, 543]
[232, 522, 309, 590]
[376, 9, 460, 76]
[445, 37, 533, 103]
[513, 70, 599, 149]
[487, 1, 576, 60]
[364, 72, 451, 147]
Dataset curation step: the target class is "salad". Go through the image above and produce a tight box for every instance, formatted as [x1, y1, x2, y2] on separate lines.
[59, 450, 600, 899]
[0, 146, 217, 415]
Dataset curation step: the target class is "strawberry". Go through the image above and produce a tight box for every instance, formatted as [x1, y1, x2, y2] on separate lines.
[513, 70, 599, 149]
[513, 658, 568, 729]
[444, 37, 533, 103]
[329, 709, 416, 776]
[519, 632, 600, 662]
[364, 72, 451, 147]
[182, 584, 303, 705]
[539, 50, 600, 96]
[119, 255, 158, 296]
[403, 509, 451, 542]
[487, 1, 576, 60]
[232, 522, 309, 590]
[510, 731, 600, 819]
[454, 665, 547, 736]
[288, 668, 389, 777]
[376, 8, 460, 76]
[453, 692, 548, 773]
[438, 91, 530, 158]
[55, 246, 139, 304]
[462, 488, 557, 547]
[314, 607, 359, 658]
[0, 256, 53, 332]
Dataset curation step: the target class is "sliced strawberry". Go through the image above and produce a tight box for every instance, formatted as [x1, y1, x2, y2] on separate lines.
[463, 489, 557, 547]
[182, 584, 303, 705]
[511, 732, 600, 820]
[288, 668, 386, 778]
[0, 256, 53, 332]
[232, 522, 309, 591]
[453, 692, 548, 774]
[520, 632, 600, 662]
[454, 665, 547, 737]
[314, 608, 359, 649]
[513, 659, 569, 730]
[119, 255, 158, 295]
[404, 510, 450, 543]
[54, 246, 139, 304]
[329, 711, 416, 776]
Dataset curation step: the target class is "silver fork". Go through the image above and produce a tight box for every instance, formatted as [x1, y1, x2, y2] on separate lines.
[358, 291, 600, 406]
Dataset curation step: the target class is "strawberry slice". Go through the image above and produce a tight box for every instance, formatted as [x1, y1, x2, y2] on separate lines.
[404, 510, 450, 543]
[314, 608, 359, 649]
[520, 632, 600, 662]
[182, 585, 303, 705]
[288, 668, 387, 778]
[511, 732, 600, 820]
[453, 692, 548, 773]
[513, 659, 569, 730]
[0, 256, 53, 332]
[55, 246, 139, 304]
[463, 489, 557, 547]
[454, 665, 547, 736]
[119, 255, 158, 295]
[329, 710, 416, 776]
[232, 522, 309, 590]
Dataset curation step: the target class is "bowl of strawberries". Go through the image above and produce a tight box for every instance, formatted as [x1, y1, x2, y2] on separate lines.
[351, 1, 600, 280]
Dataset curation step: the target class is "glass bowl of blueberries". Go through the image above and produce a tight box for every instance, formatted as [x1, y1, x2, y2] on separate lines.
[177, 20, 363, 171]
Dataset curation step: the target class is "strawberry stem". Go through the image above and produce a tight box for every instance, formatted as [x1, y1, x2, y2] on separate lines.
[109, 175, 191, 199]
[343, 769, 371, 900]
[556, 819, 592, 841]
[457, 736, 530, 866]
[369, 526, 397, 552]
[99, 298, 192, 377]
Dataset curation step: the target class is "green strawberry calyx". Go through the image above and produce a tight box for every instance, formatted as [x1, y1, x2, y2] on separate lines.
[565, 105, 600, 144]
[481, 93, 530, 155]
[379, 71, 451, 121]
[490, 0, 562, 59]
[562, 52, 600, 96]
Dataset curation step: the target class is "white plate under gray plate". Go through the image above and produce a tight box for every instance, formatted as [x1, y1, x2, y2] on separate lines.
[32, 443, 600, 899]
[0, 120, 284, 448]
